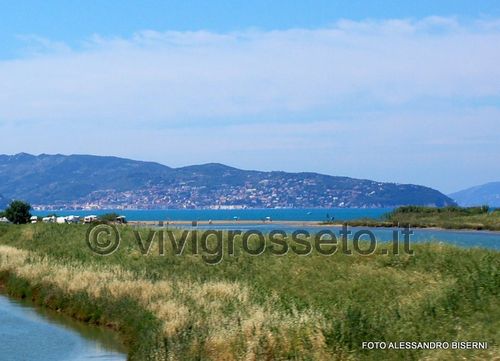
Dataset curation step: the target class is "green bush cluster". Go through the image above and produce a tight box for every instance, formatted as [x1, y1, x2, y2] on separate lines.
[392, 205, 490, 216]
[3, 200, 32, 224]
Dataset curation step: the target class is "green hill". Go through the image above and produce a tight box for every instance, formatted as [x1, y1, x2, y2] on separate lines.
[0, 153, 456, 209]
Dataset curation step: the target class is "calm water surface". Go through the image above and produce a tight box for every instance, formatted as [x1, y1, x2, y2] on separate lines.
[190, 223, 500, 250]
[0, 294, 126, 361]
[33, 208, 391, 222]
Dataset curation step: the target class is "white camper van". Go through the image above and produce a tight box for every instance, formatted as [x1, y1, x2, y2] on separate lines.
[42, 216, 56, 223]
[65, 215, 80, 224]
[56, 217, 67, 224]
[84, 215, 98, 223]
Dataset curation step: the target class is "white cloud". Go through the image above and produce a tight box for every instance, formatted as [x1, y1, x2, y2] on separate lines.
[1, 17, 500, 192]
[1, 17, 499, 124]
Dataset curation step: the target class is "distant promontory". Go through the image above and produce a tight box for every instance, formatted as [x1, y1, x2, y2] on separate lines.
[0, 153, 456, 210]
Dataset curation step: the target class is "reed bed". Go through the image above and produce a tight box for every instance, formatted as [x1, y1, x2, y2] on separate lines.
[0, 223, 499, 360]
[0, 244, 331, 360]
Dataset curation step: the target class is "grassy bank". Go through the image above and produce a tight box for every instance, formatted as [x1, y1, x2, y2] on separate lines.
[324, 206, 500, 231]
[0, 223, 499, 360]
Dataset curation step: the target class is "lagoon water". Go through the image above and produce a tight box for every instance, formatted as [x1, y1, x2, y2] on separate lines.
[190, 223, 500, 250]
[0, 295, 126, 361]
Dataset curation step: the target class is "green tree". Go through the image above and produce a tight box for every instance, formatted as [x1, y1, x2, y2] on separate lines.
[5, 200, 32, 224]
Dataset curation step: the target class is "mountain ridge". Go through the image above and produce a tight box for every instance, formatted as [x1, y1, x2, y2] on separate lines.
[449, 182, 500, 207]
[0, 153, 456, 209]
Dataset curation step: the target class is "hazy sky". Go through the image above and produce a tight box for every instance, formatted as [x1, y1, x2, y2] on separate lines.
[1, 1, 500, 193]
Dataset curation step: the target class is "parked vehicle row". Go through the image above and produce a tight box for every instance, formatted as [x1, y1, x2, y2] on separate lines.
[28, 215, 126, 224]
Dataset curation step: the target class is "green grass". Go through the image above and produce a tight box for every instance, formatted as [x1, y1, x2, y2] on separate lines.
[0, 223, 499, 360]
[323, 206, 500, 231]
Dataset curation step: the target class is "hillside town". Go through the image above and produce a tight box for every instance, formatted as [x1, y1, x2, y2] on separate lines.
[32, 179, 402, 210]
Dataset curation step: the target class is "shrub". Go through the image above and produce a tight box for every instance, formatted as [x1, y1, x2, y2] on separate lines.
[4, 200, 32, 224]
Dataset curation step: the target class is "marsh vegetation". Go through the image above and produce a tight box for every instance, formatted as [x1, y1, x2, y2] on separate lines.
[0, 223, 498, 360]
[325, 206, 500, 231]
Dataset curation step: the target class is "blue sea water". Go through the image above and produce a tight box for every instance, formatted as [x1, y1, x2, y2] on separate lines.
[33, 208, 391, 222]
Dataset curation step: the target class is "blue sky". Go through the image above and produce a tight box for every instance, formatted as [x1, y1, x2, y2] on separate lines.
[2, 0, 500, 59]
[1, 1, 500, 193]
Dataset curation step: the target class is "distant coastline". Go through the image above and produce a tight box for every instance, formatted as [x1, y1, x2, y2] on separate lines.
[0, 153, 456, 209]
